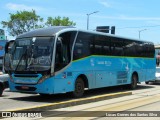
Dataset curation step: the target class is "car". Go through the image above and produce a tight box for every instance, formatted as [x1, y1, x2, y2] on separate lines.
[0, 73, 9, 96]
[145, 67, 160, 84]
[155, 67, 160, 82]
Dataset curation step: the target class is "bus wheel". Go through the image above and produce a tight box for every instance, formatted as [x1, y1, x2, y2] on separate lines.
[130, 74, 138, 89]
[145, 81, 150, 84]
[72, 77, 84, 98]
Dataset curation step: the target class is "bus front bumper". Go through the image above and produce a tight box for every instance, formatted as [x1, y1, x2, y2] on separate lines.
[9, 77, 55, 94]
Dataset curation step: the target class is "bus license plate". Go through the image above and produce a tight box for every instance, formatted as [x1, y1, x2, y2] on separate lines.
[21, 86, 29, 90]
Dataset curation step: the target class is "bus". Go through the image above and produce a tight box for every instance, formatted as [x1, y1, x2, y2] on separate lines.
[0, 40, 7, 70]
[4, 26, 156, 97]
[0, 29, 5, 40]
[0, 29, 7, 71]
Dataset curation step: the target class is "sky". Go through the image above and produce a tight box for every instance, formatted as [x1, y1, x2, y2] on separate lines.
[0, 0, 160, 44]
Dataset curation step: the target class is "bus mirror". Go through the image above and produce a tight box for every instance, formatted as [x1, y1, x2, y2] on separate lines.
[5, 42, 9, 53]
[3, 54, 10, 72]
[5, 40, 14, 53]
[57, 37, 63, 51]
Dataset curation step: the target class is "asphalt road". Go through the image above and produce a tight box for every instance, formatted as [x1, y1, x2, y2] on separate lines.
[0, 82, 159, 112]
[37, 82, 160, 120]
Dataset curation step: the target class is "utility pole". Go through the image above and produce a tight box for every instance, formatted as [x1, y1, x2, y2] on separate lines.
[87, 11, 99, 30]
[139, 29, 147, 39]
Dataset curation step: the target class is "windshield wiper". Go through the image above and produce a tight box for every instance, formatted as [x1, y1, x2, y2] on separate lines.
[14, 48, 27, 72]
[26, 51, 37, 72]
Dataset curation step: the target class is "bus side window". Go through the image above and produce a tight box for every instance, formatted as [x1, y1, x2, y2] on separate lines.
[73, 32, 91, 60]
[55, 37, 63, 62]
[111, 38, 123, 56]
[55, 31, 77, 72]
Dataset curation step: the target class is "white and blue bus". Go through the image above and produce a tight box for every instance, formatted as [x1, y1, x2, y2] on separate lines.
[0, 29, 7, 70]
[4, 26, 156, 97]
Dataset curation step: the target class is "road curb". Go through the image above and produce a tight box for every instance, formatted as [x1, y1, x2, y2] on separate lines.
[8, 91, 132, 112]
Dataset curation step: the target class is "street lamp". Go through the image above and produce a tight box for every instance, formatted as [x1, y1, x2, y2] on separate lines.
[139, 29, 147, 39]
[87, 11, 99, 30]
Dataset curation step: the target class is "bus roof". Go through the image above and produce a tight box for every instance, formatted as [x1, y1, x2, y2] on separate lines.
[17, 26, 75, 38]
[78, 28, 152, 44]
[16, 26, 152, 44]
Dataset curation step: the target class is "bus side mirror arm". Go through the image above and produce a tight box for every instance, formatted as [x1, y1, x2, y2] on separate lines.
[5, 42, 9, 53]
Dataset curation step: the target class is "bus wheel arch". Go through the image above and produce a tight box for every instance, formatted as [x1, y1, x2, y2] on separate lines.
[77, 74, 89, 89]
[130, 72, 138, 89]
[71, 74, 88, 98]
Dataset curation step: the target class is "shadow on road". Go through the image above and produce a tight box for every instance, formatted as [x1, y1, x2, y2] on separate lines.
[8, 84, 155, 103]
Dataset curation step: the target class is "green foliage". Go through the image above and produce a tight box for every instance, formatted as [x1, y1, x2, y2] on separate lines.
[1, 10, 76, 37]
[1, 10, 44, 36]
[45, 16, 76, 26]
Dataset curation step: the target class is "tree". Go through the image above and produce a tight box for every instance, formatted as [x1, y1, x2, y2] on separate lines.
[1, 10, 44, 36]
[45, 16, 76, 27]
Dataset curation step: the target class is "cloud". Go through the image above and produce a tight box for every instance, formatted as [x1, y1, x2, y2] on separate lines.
[99, 0, 111, 8]
[6, 3, 43, 11]
[146, 21, 160, 25]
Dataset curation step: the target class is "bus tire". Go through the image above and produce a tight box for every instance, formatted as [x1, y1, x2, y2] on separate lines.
[130, 74, 138, 89]
[71, 77, 84, 98]
[145, 81, 150, 84]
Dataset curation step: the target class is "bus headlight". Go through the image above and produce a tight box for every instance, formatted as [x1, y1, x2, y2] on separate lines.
[38, 75, 50, 84]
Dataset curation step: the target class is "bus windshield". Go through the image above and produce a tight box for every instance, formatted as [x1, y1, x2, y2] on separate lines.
[10, 37, 54, 73]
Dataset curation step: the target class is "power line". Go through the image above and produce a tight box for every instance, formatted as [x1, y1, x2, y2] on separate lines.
[117, 25, 160, 29]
